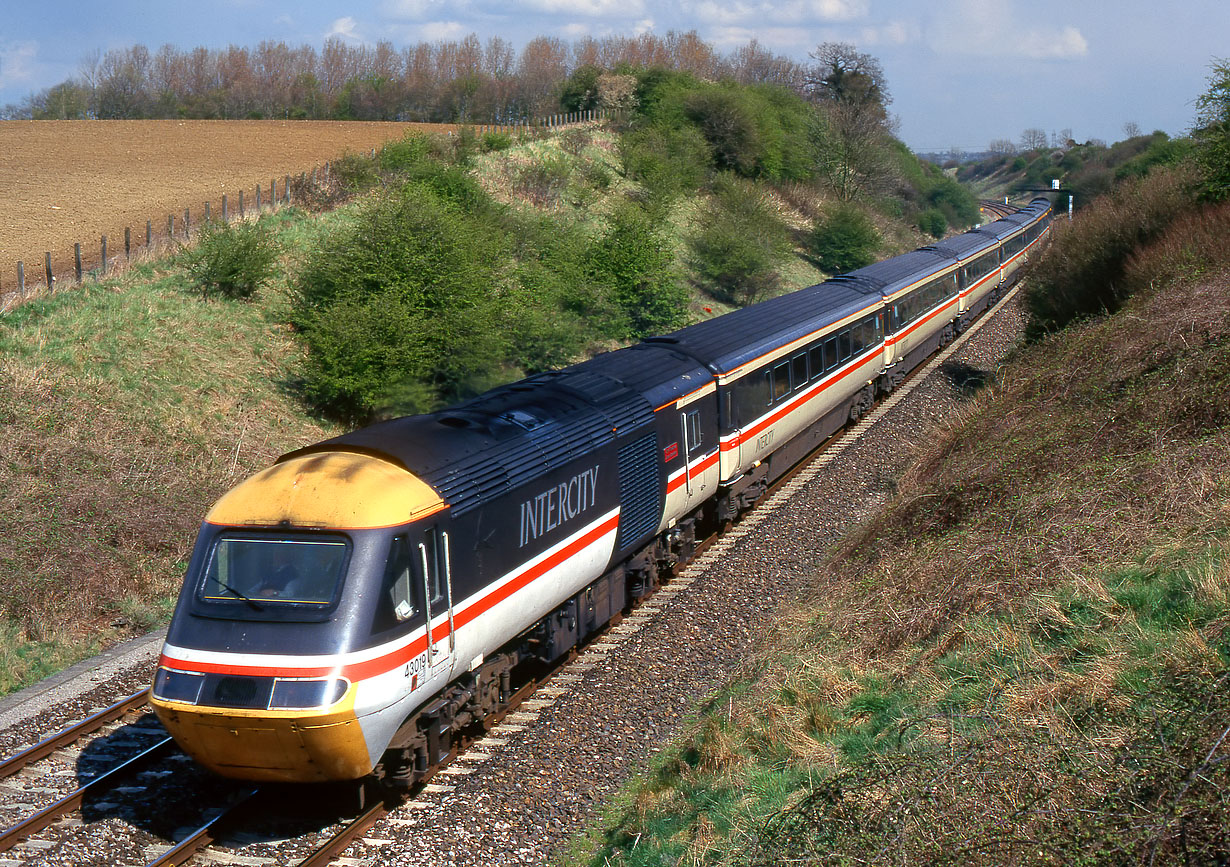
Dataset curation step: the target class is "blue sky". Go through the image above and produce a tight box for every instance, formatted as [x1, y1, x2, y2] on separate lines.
[1, 0, 1224, 151]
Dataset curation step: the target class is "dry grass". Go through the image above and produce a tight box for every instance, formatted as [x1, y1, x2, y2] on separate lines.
[0, 236, 335, 691]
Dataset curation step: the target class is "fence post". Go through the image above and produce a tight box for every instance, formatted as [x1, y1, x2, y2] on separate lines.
[147, 220, 152, 248]
[125, 227, 131, 260]
[101, 236, 107, 275]
[270, 179, 275, 209]
[284, 175, 291, 204]
[222, 193, 228, 222]
[255, 183, 261, 210]
[74, 244, 82, 284]
[45, 253, 53, 290]
[204, 201, 211, 222]
[17, 262, 24, 298]
[168, 214, 174, 244]
[239, 189, 245, 219]
[184, 207, 190, 239]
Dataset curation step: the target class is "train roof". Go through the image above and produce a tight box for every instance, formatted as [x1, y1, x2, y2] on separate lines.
[283, 348, 712, 515]
[840, 248, 957, 297]
[646, 279, 879, 375]
[922, 231, 997, 261]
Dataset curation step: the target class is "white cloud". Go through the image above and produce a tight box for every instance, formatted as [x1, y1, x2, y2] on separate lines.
[326, 16, 364, 42]
[1019, 25, 1088, 59]
[419, 20, 470, 40]
[381, 0, 461, 20]
[927, 0, 1087, 60]
[518, 0, 645, 15]
[0, 41, 39, 90]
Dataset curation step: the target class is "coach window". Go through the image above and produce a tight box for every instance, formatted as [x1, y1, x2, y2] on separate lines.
[792, 353, 808, 390]
[809, 345, 824, 380]
[824, 336, 839, 371]
[772, 360, 791, 402]
[838, 329, 852, 362]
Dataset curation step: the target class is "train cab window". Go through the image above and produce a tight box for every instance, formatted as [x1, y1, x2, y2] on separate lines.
[824, 336, 839, 371]
[201, 535, 348, 607]
[384, 535, 417, 622]
[809, 345, 824, 380]
[371, 534, 422, 634]
[792, 353, 808, 390]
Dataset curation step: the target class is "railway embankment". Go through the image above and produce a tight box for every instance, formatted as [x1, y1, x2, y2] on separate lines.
[581, 192, 1230, 863]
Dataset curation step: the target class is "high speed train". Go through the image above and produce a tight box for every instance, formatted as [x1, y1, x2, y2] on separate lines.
[150, 197, 1052, 786]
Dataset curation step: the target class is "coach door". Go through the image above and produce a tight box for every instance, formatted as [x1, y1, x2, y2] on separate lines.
[418, 526, 455, 680]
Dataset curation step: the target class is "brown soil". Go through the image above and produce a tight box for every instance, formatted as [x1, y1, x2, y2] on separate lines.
[0, 119, 457, 294]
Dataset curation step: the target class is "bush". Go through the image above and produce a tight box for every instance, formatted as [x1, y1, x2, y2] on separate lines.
[687, 174, 792, 305]
[917, 208, 947, 238]
[588, 203, 689, 338]
[187, 219, 279, 300]
[514, 154, 573, 207]
[480, 131, 512, 153]
[1024, 164, 1199, 337]
[618, 124, 712, 203]
[293, 184, 510, 421]
[809, 205, 880, 273]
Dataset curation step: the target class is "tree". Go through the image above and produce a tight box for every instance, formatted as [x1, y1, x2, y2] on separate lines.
[1193, 58, 1230, 201]
[810, 100, 895, 201]
[1019, 128, 1048, 151]
[988, 138, 1016, 155]
[804, 42, 891, 121]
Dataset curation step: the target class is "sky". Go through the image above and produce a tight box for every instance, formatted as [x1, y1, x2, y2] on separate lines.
[1, 0, 1225, 152]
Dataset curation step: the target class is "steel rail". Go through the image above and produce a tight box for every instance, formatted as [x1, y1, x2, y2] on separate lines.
[142, 787, 263, 867]
[0, 688, 151, 780]
[0, 735, 176, 852]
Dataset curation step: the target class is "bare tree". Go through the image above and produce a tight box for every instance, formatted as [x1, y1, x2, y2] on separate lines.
[1123, 120, 1142, 139]
[1019, 128, 1048, 151]
[988, 138, 1016, 155]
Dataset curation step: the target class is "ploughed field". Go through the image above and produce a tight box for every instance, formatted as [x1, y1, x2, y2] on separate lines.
[0, 119, 453, 293]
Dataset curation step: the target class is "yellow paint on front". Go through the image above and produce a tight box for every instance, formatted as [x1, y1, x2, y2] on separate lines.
[151, 685, 375, 782]
[206, 450, 445, 529]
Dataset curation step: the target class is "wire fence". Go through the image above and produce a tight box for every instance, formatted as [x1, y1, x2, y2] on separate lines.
[0, 109, 611, 313]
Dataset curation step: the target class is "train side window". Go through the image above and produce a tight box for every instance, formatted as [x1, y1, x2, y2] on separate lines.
[383, 534, 417, 625]
[421, 527, 444, 607]
[838, 329, 852, 362]
[792, 353, 808, 389]
[772, 361, 791, 401]
[685, 409, 702, 449]
[809, 345, 824, 380]
[824, 336, 838, 371]
[850, 323, 865, 356]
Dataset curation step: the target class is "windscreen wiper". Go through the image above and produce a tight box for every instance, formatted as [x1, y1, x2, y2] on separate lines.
[215, 580, 264, 611]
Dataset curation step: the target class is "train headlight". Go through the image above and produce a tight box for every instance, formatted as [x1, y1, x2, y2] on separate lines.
[269, 677, 350, 709]
[153, 668, 206, 704]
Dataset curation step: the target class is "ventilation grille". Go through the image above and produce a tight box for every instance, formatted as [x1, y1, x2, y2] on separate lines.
[617, 432, 661, 550]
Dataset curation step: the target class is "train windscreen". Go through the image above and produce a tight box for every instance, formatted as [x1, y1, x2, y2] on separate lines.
[200, 535, 348, 606]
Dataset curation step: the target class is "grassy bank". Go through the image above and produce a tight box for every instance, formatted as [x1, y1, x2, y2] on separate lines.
[0, 210, 338, 691]
[577, 263, 1230, 863]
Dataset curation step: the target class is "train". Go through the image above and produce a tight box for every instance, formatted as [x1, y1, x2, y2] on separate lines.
[149, 197, 1053, 786]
